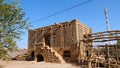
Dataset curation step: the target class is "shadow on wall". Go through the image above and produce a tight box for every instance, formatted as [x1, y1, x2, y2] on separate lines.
[26, 51, 34, 61]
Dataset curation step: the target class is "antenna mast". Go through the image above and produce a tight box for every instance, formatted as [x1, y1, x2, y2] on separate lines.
[104, 7, 110, 31]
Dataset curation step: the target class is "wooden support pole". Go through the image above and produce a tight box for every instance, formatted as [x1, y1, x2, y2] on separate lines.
[106, 44, 110, 68]
[88, 61, 92, 68]
[87, 55, 92, 68]
[116, 43, 118, 61]
[87, 47, 92, 68]
[115, 43, 118, 68]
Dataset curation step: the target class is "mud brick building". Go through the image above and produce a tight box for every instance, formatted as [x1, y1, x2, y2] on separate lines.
[28, 19, 92, 63]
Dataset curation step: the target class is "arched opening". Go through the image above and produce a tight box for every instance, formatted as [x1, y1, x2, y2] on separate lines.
[37, 54, 44, 62]
[63, 50, 71, 62]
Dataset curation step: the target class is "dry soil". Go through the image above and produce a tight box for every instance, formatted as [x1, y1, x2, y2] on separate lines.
[0, 60, 80, 68]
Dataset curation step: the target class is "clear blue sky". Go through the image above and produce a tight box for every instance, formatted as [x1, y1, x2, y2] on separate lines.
[17, 0, 120, 48]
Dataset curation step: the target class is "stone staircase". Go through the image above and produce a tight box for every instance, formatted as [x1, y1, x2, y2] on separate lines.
[35, 44, 65, 63]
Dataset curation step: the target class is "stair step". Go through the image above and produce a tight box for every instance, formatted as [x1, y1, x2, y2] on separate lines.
[38, 45, 65, 63]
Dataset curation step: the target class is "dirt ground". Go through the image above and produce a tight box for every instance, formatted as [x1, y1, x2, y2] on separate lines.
[0, 60, 80, 68]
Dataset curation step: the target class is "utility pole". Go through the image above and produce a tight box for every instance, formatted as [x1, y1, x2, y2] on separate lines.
[104, 7, 110, 31]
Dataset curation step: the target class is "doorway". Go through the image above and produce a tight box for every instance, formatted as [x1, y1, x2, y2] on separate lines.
[44, 35, 50, 47]
[63, 50, 71, 62]
[31, 51, 34, 60]
[37, 54, 44, 62]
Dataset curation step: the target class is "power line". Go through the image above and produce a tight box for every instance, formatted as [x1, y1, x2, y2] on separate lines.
[32, 0, 93, 23]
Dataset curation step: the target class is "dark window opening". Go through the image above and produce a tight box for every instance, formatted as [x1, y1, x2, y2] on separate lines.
[37, 54, 44, 62]
[44, 35, 50, 47]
